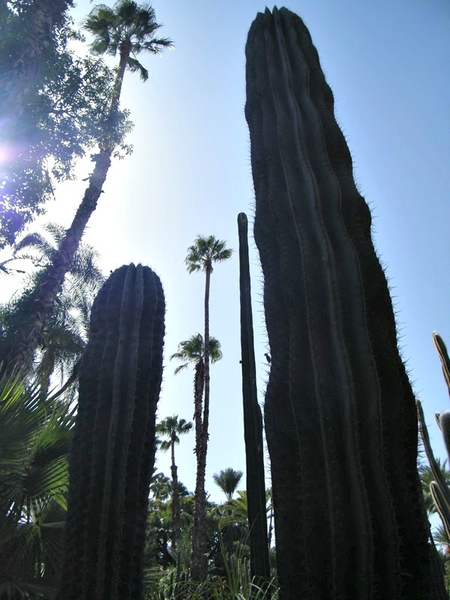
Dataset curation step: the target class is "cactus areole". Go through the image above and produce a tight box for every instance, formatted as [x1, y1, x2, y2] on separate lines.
[245, 8, 442, 600]
[58, 264, 165, 600]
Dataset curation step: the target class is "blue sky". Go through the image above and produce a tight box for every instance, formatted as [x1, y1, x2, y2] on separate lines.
[2, 0, 450, 505]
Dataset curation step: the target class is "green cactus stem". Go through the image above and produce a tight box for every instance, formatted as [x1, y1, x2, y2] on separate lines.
[417, 399, 450, 514]
[245, 8, 442, 599]
[416, 400, 449, 588]
[58, 264, 165, 600]
[433, 333, 450, 462]
[433, 332, 450, 395]
[238, 212, 270, 583]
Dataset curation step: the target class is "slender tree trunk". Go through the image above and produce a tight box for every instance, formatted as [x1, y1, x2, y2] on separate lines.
[113, 41, 131, 113]
[0, 48, 131, 378]
[193, 359, 205, 456]
[1, 150, 111, 377]
[202, 265, 212, 447]
[171, 440, 181, 551]
[190, 266, 212, 581]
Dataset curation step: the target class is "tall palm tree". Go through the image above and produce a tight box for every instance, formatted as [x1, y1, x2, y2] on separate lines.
[156, 415, 193, 550]
[170, 334, 222, 577]
[0, 1, 172, 378]
[184, 235, 232, 580]
[213, 468, 243, 502]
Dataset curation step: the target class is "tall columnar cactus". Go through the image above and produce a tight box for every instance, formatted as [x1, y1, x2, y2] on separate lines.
[237, 212, 270, 583]
[57, 264, 165, 600]
[245, 8, 444, 599]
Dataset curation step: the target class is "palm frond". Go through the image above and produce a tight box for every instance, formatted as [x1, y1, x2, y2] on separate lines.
[127, 55, 148, 80]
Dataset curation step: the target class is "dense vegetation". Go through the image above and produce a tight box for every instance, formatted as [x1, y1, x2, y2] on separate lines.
[0, 2, 449, 599]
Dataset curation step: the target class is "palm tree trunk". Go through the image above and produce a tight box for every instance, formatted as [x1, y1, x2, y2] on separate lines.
[171, 440, 181, 551]
[112, 41, 132, 114]
[0, 47, 130, 378]
[193, 359, 205, 456]
[1, 150, 111, 377]
[190, 266, 211, 581]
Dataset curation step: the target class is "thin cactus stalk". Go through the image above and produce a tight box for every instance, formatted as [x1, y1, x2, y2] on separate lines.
[419, 332, 450, 550]
[434, 333, 450, 463]
[417, 399, 450, 513]
[433, 332, 450, 396]
[417, 398, 450, 582]
[238, 212, 271, 583]
[430, 481, 450, 541]
[245, 8, 443, 599]
[58, 264, 165, 600]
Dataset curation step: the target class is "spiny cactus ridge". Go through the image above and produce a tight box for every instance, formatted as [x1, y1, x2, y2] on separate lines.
[245, 7, 441, 599]
[58, 263, 165, 600]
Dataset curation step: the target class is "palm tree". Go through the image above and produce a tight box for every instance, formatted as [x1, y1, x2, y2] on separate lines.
[156, 415, 193, 550]
[184, 235, 232, 580]
[171, 334, 222, 466]
[0, 223, 104, 399]
[0, 1, 172, 378]
[170, 334, 222, 578]
[213, 468, 243, 502]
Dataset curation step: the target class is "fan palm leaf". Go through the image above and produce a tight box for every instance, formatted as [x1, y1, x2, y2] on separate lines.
[0, 374, 74, 597]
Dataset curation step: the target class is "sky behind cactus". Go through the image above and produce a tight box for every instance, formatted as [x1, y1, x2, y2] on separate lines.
[2, 0, 450, 505]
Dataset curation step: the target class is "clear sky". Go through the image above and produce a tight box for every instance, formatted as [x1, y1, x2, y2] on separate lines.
[2, 0, 450, 506]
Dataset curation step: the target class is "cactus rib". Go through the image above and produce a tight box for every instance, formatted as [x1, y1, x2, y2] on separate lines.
[58, 264, 165, 600]
[245, 8, 437, 599]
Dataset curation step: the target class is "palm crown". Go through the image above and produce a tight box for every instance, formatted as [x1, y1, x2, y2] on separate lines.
[185, 235, 233, 274]
[157, 415, 193, 451]
[213, 468, 243, 502]
[84, 0, 173, 83]
[170, 333, 222, 374]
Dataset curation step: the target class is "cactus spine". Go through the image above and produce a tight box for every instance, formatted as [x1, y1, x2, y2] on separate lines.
[238, 212, 270, 582]
[58, 264, 165, 600]
[245, 8, 442, 599]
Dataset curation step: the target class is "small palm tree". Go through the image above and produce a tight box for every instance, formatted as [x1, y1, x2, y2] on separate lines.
[213, 468, 243, 502]
[156, 415, 192, 550]
[171, 334, 222, 447]
[1, 223, 104, 399]
[150, 472, 173, 502]
[185, 235, 232, 580]
[171, 333, 222, 459]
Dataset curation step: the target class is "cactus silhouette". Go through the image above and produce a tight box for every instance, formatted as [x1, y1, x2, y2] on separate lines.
[238, 212, 270, 582]
[245, 8, 443, 599]
[58, 263, 165, 600]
